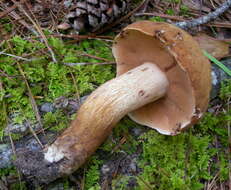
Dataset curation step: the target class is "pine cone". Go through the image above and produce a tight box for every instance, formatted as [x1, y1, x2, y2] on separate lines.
[65, 0, 131, 32]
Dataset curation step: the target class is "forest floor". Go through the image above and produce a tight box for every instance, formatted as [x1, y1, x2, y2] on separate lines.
[0, 0, 231, 190]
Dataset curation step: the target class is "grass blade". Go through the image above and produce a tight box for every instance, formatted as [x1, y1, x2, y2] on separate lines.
[203, 50, 231, 77]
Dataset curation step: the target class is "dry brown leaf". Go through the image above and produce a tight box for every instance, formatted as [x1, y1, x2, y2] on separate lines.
[193, 33, 230, 59]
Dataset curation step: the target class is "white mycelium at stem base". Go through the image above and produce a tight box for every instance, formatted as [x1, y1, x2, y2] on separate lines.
[44, 62, 169, 174]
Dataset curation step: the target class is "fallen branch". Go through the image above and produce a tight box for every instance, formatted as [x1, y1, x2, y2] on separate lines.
[135, 4, 231, 29]
[175, 0, 231, 29]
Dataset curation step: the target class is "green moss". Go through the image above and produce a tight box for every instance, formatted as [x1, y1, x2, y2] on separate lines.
[166, 9, 175, 16]
[180, 5, 190, 16]
[108, 81, 231, 190]
[0, 34, 114, 142]
[111, 175, 133, 190]
[149, 16, 166, 22]
[134, 86, 230, 190]
[0, 167, 27, 190]
[220, 79, 231, 100]
[84, 156, 103, 189]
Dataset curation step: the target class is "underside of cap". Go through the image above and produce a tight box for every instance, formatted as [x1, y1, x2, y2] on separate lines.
[112, 21, 211, 135]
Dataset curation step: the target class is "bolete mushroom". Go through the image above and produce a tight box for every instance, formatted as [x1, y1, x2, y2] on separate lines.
[15, 21, 211, 184]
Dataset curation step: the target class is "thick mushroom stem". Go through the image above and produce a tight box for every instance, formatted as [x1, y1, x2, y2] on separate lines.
[45, 62, 168, 175]
[16, 63, 168, 184]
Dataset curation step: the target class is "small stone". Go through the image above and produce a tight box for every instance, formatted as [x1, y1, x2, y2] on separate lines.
[53, 96, 69, 109]
[0, 144, 13, 168]
[131, 127, 145, 136]
[101, 164, 111, 175]
[63, 0, 73, 8]
[129, 160, 137, 173]
[5, 121, 41, 135]
[25, 138, 42, 151]
[5, 123, 28, 134]
[210, 59, 231, 99]
[40, 102, 55, 113]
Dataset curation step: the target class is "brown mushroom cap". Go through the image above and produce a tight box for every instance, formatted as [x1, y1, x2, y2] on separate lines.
[112, 21, 211, 135]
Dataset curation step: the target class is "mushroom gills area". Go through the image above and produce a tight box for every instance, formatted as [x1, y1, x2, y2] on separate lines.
[113, 30, 195, 135]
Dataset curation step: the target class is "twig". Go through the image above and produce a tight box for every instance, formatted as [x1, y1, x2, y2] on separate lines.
[135, 12, 231, 28]
[0, 51, 40, 62]
[70, 72, 80, 102]
[207, 172, 219, 190]
[79, 53, 111, 62]
[0, 0, 27, 18]
[0, 180, 8, 190]
[16, 62, 45, 134]
[13, 1, 57, 63]
[63, 61, 116, 67]
[8, 131, 24, 188]
[27, 120, 44, 148]
[139, 0, 151, 13]
[51, 33, 114, 41]
[175, 0, 231, 29]
[0, 2, 38, 35]
[0, 69, 18, 80]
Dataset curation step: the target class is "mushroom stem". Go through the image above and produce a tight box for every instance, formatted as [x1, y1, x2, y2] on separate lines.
[45, 62, 168, 173]
[17, 63, 169, 183]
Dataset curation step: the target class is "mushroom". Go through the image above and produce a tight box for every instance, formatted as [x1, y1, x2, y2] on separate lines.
[113, 21, 211, 135]
[15, 21, 211, 184]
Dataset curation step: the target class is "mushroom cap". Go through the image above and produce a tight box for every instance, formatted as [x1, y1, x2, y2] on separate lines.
[112, 21, 211, 135]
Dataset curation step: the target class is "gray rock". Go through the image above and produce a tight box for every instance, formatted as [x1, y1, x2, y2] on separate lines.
[120, 154, 139, 175]
[0, 144, 13, 168]
[52, 95, 89, 115]
[4, 121, 41, 135]
[0, 131, 57, 169]
[131, 127, 145, 137]
[101, 164, 111, 175]
[53, 96, 69, 109]
[40, 102, 55, 113]
[63, 0, 73, 8]
[4, 123, 28, 134]
[211, 59, 231, 99]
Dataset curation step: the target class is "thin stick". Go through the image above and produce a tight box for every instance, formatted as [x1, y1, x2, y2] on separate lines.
[70, 72, 80, 102]
[79, 53, 111, 62]
[175, 0, 231, 29]
[0, 0, 27, 19]
[14, 1, 57, 63]
[63, 61, 116, 67]
[16, 62, 45, 134]
[27, 120, 44, 148]
[135, 12, 231, 28]
[0, 3, 38, 35]
[0, 51, 40, 62]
